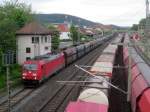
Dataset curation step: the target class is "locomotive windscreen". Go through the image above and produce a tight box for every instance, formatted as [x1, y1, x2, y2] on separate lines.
[23, 64, 37, 71]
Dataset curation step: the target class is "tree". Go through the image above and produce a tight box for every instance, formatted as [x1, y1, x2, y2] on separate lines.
[0, 48, 2, 67]
[48, 24, 60, 51]
[0, 1, 33, 88]
[0, 1, 33, 52]
[70, 25, 79, 44]
[139, 18, 146, 29]
[51, 31, 60, 51]
[131, 24, 138, 31]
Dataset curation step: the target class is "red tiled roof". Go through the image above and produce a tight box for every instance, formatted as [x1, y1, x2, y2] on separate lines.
[57, 24, 69, 32]
[16, 22, 52, 35]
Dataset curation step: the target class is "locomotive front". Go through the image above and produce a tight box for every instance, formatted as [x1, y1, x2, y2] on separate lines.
[22, 61, 42, 84]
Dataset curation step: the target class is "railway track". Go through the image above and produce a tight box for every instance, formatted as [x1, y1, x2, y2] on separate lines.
[38, 40, 111, 112]
[0, 88, 34, 112]
[0, 87, 24, 105]
[0, 37, 114, 112]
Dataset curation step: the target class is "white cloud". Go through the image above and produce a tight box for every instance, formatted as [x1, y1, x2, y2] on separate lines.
[1, 0, 147, 26]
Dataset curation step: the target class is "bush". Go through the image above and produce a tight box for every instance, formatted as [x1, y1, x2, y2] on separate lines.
[0, 74, 6, 89]
[0, 64, 21, 89]
[10, 64, 21, 80]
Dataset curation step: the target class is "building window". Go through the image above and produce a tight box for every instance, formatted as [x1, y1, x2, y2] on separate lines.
[26, 47, 31, 53]
[32, 37, 39, 43]
[45, 37, 47, 43]
[48, 37, 51, 43]
[45, 46, 48, 50]
[26, 57, 31, 61]
[41, 36, 44, 43]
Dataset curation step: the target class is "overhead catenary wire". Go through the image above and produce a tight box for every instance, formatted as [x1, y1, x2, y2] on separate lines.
[79, 65, 128, 69]
[75, 64, 127, 95]
[58, 83, 109, 90]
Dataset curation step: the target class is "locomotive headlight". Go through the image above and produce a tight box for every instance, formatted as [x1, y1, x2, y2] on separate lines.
[33, 73, 37, 77]
[22, 73, 27, 76]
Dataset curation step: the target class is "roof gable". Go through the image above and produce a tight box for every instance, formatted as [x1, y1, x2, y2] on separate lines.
[16, 22, 52, 35]
[57, 24, 69, 32]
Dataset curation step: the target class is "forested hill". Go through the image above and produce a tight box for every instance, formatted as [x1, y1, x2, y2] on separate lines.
[34, 14, 99, 27]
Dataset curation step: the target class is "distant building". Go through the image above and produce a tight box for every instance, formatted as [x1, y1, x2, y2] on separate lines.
[16, 22, 52, 64]
[79, 27, 95, 37]
[57, 24, 71, 40]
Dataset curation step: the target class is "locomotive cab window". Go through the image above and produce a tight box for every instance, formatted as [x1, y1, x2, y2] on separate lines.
[23, 64, 37, 71]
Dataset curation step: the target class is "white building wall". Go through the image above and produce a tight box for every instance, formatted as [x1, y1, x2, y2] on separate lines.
[17, 35, 51, 65]
[39, 35, 51, 55]
[60, 32, 70, 40]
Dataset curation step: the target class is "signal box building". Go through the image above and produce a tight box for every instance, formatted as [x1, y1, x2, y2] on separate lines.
[16, 22, 52, 64]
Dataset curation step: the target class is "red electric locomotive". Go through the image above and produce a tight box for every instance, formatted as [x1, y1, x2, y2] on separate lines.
[22, 52, 65, 85]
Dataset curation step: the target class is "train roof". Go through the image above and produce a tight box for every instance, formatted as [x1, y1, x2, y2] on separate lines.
[65, 101, 108, 112]
[103, 45, 118, 54]
[24, 52, 63, 64]
[78, 88, 108, 105]
[125, 35, 150, 85]
[63, 47, 77, 55]
[34, 52, 61, 60]
[131, 47, 150, 86]
[96, 54, 115, 62]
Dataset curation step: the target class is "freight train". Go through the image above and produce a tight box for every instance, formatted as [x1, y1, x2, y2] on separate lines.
[22, 34, 114, 85]
[123, 34, 150, 112]
[65, 35, 122, 112]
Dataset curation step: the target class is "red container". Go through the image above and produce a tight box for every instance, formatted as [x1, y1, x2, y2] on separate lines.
[63, 47, 77, 65]
[131, 75, 148, 112]
[138, 89, 150, 112]
[65, 101, 108, 112]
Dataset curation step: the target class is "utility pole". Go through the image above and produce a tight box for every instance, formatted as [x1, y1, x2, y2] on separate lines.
[3, 51, 15, 112]
[6, 64, 11, 112]
[146, 0, 149, 18]
[145, 0, 150, 56]
[65, 15, 68, 24]
[145, 0, 150, 38]
[78, 19, 81, 44]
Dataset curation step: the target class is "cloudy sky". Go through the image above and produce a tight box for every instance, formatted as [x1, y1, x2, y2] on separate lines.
[1, 0, 147, 26]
